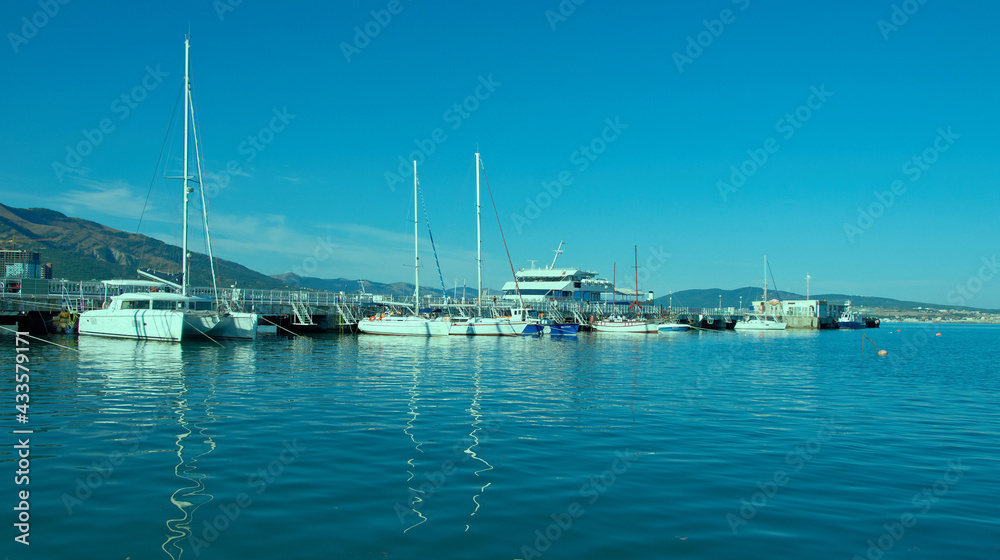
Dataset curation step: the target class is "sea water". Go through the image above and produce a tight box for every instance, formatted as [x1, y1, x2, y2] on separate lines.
[3, 323, 997, 559]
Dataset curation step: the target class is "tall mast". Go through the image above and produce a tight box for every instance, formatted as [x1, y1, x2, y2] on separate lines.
[475, 151, 482, 316]
[413, 160, 419, 315]
[763, 254, 768, 312]
[181, 36, 191, 296]
[634, 245, 639, 309]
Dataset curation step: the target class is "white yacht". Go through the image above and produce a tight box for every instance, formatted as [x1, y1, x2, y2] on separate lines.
[734, 255, 786, 331]
[79, 37, 258, 342]
[358, 161, 451, 336]
[450, 152, 525, 337]
[591, 247, 657, 334]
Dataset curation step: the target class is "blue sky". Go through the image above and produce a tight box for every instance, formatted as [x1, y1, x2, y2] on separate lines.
[2, 0, 998, 308]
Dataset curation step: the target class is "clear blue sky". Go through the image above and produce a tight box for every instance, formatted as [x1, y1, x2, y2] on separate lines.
[2, 0, 998, 308]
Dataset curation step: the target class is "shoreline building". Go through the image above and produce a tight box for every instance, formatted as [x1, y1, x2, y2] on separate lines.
[750, 298, 846, 329]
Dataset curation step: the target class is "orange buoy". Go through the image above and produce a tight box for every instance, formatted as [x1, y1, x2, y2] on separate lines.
[896, 329, 901, 332]
[877, 350, 888, 356]
[936, 333, 942, 337]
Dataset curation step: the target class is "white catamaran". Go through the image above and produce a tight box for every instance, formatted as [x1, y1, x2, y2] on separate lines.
[357, 161, 452, 336]
[78, 36, 258, 342]
[734, 254, 787, 331]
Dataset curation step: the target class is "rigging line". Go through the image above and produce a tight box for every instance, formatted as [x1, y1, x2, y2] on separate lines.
[0, 325, 79, 352]
[189, 87, 220, 305]
[478, 158, 523, 306]
[137, 84, 184, 272]
[416, 184, 448, 298]
[767, 259, 781, 302]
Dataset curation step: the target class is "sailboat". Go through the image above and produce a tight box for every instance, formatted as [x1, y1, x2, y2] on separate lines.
[592, 246, 657, 333]
[734, 254, 787, 331]
[78, 36, 258, 342]
[357, 162, 451, 336]
[450, 152, 525, 336]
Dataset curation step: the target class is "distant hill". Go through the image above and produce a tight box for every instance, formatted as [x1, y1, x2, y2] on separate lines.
[0, 203, 287, 289]
[655, 287, 996, 313]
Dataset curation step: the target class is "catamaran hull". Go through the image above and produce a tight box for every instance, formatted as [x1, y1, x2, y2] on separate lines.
[657, 323, 690, 332]
[79, 310, 187, 342]
[208, 312, 259, 339]
[358, 316, 452, 336]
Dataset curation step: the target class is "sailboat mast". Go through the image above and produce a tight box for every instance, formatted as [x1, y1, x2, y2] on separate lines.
[475, 151, 482, 316]
[181, 36, 190, 296]
[413, 160, 419, 315]
[611, 262, 616, 314]
[634, 245, 639, 309]
[763, 254, 768, 315]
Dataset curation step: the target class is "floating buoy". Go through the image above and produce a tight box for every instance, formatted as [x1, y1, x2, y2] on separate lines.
[896, 329, 901, 332]
[877, 350, 888, 356]
[936, 333, 942, 337]
[759, 334, 764, 337]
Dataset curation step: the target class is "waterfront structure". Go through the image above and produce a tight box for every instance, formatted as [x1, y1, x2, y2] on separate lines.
[756, 299, 844, 329]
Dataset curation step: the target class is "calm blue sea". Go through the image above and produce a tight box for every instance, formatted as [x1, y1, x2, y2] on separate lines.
[3, 323, 998, 559]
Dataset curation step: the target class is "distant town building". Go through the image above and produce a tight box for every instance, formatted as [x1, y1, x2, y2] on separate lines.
[1, 249, 43, 279]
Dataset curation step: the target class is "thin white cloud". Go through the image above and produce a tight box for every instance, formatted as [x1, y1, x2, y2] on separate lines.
[57, 178, 176, 224]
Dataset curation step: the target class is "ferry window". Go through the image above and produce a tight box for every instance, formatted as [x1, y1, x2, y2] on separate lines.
[194, 301, 214, 311]
[123, 300, 149, 310]
[152, 300, 173, 310]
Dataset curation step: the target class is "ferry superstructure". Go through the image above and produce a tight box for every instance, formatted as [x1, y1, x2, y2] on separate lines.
[500, 242, 616, 304]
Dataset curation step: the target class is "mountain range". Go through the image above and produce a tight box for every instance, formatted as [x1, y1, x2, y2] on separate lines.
[0, 203, 286, 289]
[2, 203, 993, 312]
